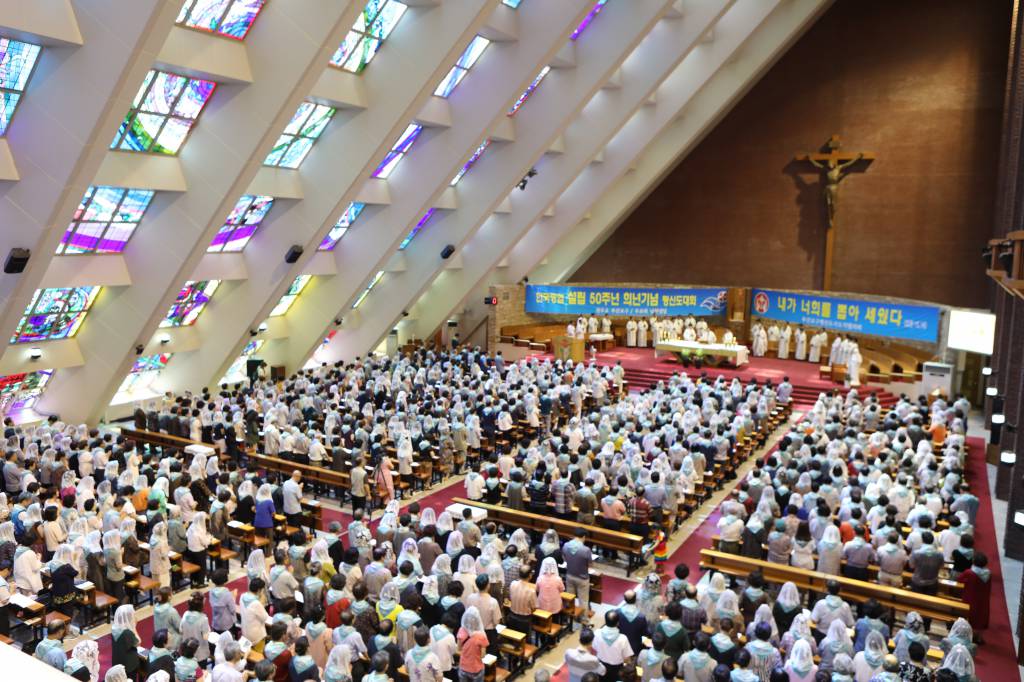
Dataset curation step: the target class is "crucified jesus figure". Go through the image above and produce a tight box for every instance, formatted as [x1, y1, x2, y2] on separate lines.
[807, 152, 864, 229]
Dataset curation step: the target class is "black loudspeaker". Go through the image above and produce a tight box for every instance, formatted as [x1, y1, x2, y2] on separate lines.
[285, 245, 304, 263]
[440, 244, 455, 259]
[4, 248, 29, 274]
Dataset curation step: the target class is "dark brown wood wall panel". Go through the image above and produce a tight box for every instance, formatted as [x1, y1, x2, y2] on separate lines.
[571, 0, 1010, 309]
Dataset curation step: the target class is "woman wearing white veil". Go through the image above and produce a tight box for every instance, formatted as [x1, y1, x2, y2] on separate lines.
[819, 618, 854, 671]
[457, 606, 489, 681]
[149, 521, 172, 588]
[431, 554, 453, 597]
[939, 642, 977, 682]
[852, 629, 886, 682]
[323, 643, 353, 682]
[104, 665, 128, 682]
[418, 507, 437, 531]
[110, 605, 140, 679]
[185, 511, 211, 586]
[455, 554, 478, 601]
[445, 529, 465, 559]
[397, 537, 422, 576]
[784, 638, 817, 682]
[66, 640, 100, 682]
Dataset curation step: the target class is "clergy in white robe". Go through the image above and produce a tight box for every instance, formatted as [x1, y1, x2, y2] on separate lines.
[705, 329, 717, 345]
[722, 330, 735, 345]
[566, 324, 577, 338]
[752, 327, 768, 357]
[777, 325, 792, 360]
[625, 320, 638, 346]
[696, 319, 708, 336]
[637, 320, 649, 347]
[601, 317, 612, 334]
[685, 316, 697, 329]
[767, 324, 781, 344]
[847, 345, 862, 386]
[588, 316, 599, 335]
[794, 328, 808, 361]
[808, 331, 826, 364]
[673, 318, 684, 339]
[683, 326, 697, 342]
[829, 336, 843, 366]
[576, 318, 587, 338]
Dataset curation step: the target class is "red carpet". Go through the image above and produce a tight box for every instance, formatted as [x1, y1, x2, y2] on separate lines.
[536, 346, 900, 408]
[964, 435, 1018, 678]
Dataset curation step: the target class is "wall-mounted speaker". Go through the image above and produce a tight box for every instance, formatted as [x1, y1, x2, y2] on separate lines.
[440, 244, 455, 259]
[285, 245, 304, 263]
[4, 248, 29, 274]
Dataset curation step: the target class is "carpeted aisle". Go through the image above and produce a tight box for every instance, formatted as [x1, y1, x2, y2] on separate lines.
[964, 435, 1017, 679]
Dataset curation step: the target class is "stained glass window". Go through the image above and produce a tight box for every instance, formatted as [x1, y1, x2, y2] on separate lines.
[450, 139, 490, 186]
[508, 66, 550, 116]
[398, 209, 435, 250]
[434, 36, 490, 98]
[571, 0, 609, 40]
[330, 0, 408, 73]
[116, 353, 171, 396]
[270, 275, 311, 316]
[0, 39, 42, 135]
[161, 280, 220, 327]
[11, 287, 101, 344]
[176, 0, 266, 40]
[0, 370, 53, 416]
[111, 69, 217, 155]
[57, 186, 156, 255]
[373, 124, 422, 178]
[319, 202, 366, 251]
[352, 270, 384, 309]
[265, 101, 336, 168]
[502, 0, 523, 7]
[208, 195, 274, 252]
[221, 339, 263, 384]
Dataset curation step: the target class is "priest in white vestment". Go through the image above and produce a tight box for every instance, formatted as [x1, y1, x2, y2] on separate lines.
[566, 323, 577, 338]
[777, 325, 792, 360]
[683, 326, 697, 342]
[794, 327, 807, 361]
[576, 317, 587, 338]
[637, 320, 649, 347]
[808, 331, 826, 364]
[767, 324, 781, 344]
[601, 317, 612, 334]
[847, 344, 862, 386]
[829, 336, 843, 366]
[626, 319, 638, 347]
[722, 329, 735, 345]
[752, 327, 768, 357]
[588, 316, 599, 335]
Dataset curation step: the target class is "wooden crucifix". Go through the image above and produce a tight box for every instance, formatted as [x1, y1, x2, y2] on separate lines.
[794, 135, 874, 290]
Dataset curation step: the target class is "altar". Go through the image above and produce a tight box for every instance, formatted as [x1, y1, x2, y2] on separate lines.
[655, 339, 750, 367]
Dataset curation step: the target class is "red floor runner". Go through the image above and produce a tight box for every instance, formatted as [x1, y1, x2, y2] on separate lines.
[964, 436, 1018, 678]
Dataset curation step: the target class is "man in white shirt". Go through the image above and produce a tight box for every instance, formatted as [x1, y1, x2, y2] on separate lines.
[282, 471, 304, 529]
[592, 611, 633, 682]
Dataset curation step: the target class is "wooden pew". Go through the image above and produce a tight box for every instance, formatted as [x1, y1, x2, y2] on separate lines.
[451, 497, 646, 575]
[120, 427, 223, 457]
[708, 536, 962, 599]
[699, 548, 969, 625]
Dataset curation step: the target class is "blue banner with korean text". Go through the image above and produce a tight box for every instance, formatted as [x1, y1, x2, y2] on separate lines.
[525, 285, 728, 317]
[750, 289, 941, 343]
